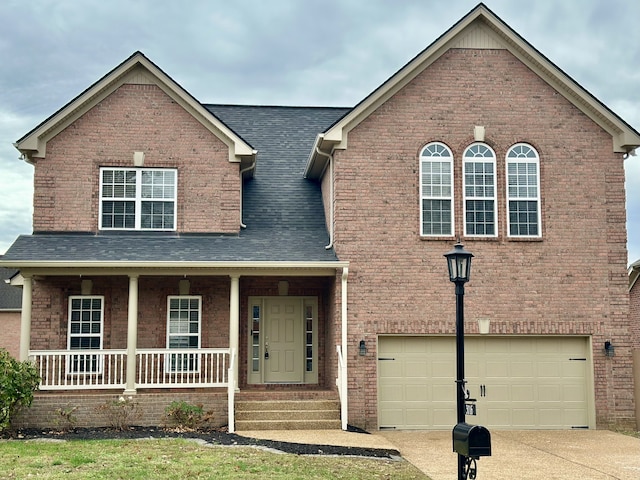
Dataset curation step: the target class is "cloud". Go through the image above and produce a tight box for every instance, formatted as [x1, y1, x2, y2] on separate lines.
[0, 0, 639, 263]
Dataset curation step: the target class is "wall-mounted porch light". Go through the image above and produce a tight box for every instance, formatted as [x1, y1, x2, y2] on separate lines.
[604, 341, 615, 357]
[358, 340, 367, 356]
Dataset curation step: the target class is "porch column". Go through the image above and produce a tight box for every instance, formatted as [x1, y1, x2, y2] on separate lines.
[229, 274, 240, 389]
[124, 275, 139, 395]
[19, 276, 33, 362]
[340, 267, 349, 430]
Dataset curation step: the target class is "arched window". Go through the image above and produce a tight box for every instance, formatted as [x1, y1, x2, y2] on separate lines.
[506, 144, 541, 237]
[463, 143, 497, 237]
[420, 142, 454, 236]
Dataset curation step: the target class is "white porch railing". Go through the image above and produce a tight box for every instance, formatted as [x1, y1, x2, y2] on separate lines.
[30, 349, 127, 390]
[336, 345, 348, 430]
[227, 348, 236, 433]
[30, 348, 230, 391]
[136, 348, 229, 388]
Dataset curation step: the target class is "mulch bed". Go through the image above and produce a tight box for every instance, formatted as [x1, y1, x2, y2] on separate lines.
[1, 425, 400, 459]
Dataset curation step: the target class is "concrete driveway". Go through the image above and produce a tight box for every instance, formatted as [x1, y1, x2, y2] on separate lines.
[377, 430, 640, 479]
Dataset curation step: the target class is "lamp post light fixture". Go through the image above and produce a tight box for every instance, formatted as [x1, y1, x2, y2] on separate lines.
[444, 242, 475, 480]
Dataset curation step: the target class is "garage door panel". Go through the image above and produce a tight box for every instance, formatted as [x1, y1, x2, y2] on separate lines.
[378, 336, 590, 430]
[485, 361, 509, 377]
[432, 361, 454, 377]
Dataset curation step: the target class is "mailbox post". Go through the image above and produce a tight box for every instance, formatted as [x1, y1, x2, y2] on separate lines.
[444, 242, 474, 480]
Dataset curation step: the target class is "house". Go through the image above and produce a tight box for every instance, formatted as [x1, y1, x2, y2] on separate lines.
[0, 262, 22, 358]
[629, 260, 640, 430]
[2, 4, 639, 431]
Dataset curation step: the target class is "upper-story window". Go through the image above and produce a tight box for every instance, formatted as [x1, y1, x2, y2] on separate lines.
[100, 168, 177, 231]
[420, 142, 454, 236]
[463, 143, 497, 237]
[506, 144, 541, 237]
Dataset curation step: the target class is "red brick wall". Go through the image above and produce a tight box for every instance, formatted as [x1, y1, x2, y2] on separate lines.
[0, 312, 20, 358]
[631, 280, 640, 350]
[29, 276, 231, 351]
[32, 83, 240, 234]
[330, 49, 634, 429]
[12, 391, 228, 429]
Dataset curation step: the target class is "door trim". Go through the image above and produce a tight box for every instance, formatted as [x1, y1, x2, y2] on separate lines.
[247, 296, 318, 385]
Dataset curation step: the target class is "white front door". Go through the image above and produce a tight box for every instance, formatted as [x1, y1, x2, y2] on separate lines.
[264, 297, 304, 383]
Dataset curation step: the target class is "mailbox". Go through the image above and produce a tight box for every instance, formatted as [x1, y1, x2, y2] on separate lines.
[452, 422, 491, 458]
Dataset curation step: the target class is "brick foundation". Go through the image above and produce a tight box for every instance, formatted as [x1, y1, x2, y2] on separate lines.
[12, 390, 229, 430]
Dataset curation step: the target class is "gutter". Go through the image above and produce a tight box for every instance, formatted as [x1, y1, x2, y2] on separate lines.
[239, 157, 257, 229]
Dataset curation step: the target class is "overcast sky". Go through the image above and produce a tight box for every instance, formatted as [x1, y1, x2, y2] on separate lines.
[1, 0, 639, 264]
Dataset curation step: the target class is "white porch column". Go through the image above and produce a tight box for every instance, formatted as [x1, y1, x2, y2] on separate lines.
[124, 275, 139, 395]
[340, 267, 349, 429]
[229, 274, 240, 389]
[19, 276, 33, 362]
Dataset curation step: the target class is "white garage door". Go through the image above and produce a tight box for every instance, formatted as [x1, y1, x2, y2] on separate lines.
[377, 336, 592, 430]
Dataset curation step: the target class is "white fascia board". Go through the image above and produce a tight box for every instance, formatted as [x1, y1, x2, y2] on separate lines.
[2, 260, 349, 274]
[15, 52, 256, 163]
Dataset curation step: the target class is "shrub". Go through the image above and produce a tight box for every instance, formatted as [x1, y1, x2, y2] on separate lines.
[53, 404, 78, 431]
[164, 400, 213, 430]
[0, 349, 40, 432]
[95, 396, 140, 431]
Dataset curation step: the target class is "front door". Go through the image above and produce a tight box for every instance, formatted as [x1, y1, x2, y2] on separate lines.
[264, 297, 304, 383]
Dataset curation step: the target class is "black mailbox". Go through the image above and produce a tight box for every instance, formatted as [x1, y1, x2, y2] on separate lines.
[452, 422, 491, 458]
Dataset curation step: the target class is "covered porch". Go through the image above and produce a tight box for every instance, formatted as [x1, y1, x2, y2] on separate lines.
[14, 262, 350, 432]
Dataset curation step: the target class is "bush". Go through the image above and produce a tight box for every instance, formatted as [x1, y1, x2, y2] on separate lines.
[164, 400, 213, 430]
[95, 396, 140, 431]
[0, 349, 40, 432]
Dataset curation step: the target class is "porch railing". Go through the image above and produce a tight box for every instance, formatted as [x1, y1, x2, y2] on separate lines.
[30, 348, 230, 391]
[30, 349, 127, 390]
[336, 345, 348, 430]
[136, 348, 229, 388]
[227, 348, 236, 433]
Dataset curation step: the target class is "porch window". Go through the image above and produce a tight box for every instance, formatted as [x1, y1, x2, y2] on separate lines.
[251, 305, 261, 373]
[167, 296, 201, 372]
[67, 296, 104, 374]
[100, 168, 177, 231]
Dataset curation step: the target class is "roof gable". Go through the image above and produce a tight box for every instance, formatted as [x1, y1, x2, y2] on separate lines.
[305, 3, 640, 178]
[15, 51, 256, 168]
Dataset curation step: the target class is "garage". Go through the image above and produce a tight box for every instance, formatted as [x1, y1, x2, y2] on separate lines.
[377, 336, 594, 430]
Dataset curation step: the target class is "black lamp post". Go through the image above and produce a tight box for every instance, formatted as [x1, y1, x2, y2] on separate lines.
[444, 242, 473, 480]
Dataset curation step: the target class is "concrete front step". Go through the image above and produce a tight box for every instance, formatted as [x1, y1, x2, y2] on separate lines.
[236, 419, 342, 430]
[235, 399, 341, 431]
[236, 400, 340, 411]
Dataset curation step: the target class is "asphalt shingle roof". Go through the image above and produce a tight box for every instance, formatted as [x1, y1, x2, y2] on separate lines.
[0, 266, 21, 309]
[3, 105, 351, 264]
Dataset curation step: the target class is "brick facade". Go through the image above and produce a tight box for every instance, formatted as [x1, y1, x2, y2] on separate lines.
[0, 312, 20, 357]
[32, 84, 240, 234]
[330, 49, 635, 429]
[12, 391, 228, 429]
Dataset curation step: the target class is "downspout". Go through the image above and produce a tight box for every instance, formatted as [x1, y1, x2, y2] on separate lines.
[239, 159, 257, 229]
[314, 147, 334, 249]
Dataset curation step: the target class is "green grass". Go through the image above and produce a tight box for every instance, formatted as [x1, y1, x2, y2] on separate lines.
[0, 438, 429, 479]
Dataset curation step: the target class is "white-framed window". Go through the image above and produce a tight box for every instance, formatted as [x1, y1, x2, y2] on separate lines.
[463, 143, 497, 237]
[420, 142, 454, 236]
[166, 296, 201, 373]
[100, 168, 177, 231]
[506, 144, 541, 237]
[67, 296, 104, 374]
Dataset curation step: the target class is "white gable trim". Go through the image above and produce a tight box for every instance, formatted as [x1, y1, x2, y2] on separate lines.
[15, 52, 256, 165]
[306, 4, 640, 178]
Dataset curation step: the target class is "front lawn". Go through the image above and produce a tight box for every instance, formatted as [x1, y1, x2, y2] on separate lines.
[0, 438, 429, 479]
